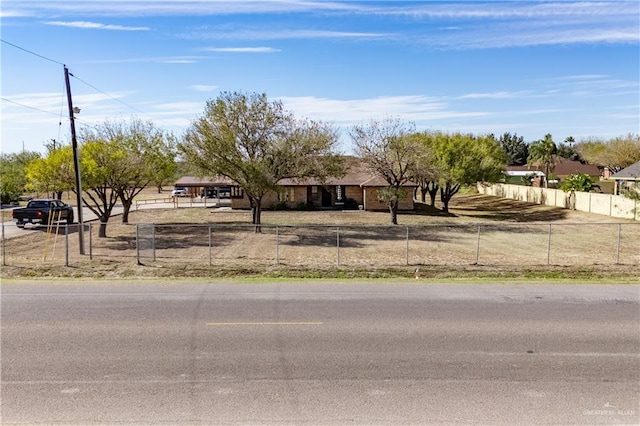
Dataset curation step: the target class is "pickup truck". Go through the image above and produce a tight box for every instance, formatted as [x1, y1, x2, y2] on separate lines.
[12, 199, 74, 228]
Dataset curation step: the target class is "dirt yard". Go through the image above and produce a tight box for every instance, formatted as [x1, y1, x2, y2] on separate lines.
[2, 192, 638, 280]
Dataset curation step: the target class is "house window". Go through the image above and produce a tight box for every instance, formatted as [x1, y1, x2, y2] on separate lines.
[336, 185, 346, 202]
[279, 187, 295, 202]
[311, 185, 319, 202]
[230, 186, 244, 198]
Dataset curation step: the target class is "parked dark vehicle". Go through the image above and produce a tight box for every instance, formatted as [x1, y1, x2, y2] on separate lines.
[12, 199, 74, 229]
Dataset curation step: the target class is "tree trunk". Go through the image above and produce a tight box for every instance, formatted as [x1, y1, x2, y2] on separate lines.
[419, 187, 427, 203]
[439, 182, 460, 214]
[251, 197, 263, 232]
[427, 184, 438, 207]
[389, 199, 398, 225]
[98, 217, 108, 238]
[121, 199, 133, 223]
[55, 191, 63, 200]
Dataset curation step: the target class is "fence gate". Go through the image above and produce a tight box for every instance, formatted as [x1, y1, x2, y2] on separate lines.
[136, 224, 156, 264]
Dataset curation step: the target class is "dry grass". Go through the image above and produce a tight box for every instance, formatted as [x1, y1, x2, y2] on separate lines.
[1, 192, 639, 280]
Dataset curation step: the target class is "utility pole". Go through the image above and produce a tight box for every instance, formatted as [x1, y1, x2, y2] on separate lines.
[64, 65, 85, 255]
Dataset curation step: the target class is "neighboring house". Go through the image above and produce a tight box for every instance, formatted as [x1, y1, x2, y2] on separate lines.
[507, 157, 601, 187]
[611, 161, 640, 196]
[174, 157, 417, 211]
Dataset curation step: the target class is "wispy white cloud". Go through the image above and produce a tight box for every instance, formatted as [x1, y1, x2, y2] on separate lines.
[278, 95, 490, 125]
[201, 47, 280, 53]
[368, 1, 639, 20]
[186, 28, 391, 41]
[546, 74, 640, 94]
[83, 56, 205, 64]
[44, 20, 149, 31]
[426, 27, 638, 49]
[5, 1, 637, 49]
[160, 59, 198, 64]
[2, 1, 361, 18]
[0, 10, 32, 18]
[457, 91, 533, 100]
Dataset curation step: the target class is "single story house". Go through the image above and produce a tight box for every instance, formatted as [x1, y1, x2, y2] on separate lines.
[611, 161, 640, 195]
[174, 157, 417, 211]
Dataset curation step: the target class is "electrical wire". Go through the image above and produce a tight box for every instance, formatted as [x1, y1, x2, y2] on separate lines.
[1, 97, 61, 116]
[71, 73, 156, 121]
[3, 39, 172, 130]
[1, 39, 65, 66]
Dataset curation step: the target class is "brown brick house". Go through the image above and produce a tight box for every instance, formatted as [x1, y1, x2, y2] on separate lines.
[175, 157, 417, 211]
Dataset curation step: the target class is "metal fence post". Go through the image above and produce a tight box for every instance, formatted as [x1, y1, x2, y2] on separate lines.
[616, 223, 622, 265]
[136, 224, 140, 265]
[89, 223, 93, 260]
[336, 226, 340, 266]
[1, 222, 6, 266]
[275, 226, 280, 265]
[208, 224, 212, 266]
[405, 226, 409, 265]
[547, 224, 552, 265]
[152, 224, 156, 261]
[65, 224, 69, 267]
[475, 224, 481, 264]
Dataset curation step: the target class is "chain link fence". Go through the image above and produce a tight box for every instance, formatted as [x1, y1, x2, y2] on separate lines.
[2, 221, 638, 269]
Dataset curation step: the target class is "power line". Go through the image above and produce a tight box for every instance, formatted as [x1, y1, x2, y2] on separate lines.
[1, 97, 61, 117]
[3, 39, 172, 128]
[71, 73, 157, 121]
[1, 39, 65, 66]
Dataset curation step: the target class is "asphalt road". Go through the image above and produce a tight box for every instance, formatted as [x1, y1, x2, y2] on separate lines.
[2, 282, 638, 425]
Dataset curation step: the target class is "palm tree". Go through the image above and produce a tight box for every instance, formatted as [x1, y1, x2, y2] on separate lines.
[528, 134, 557, 188]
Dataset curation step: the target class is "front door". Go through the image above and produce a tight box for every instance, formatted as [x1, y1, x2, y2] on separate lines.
[321, 186, 332, 207]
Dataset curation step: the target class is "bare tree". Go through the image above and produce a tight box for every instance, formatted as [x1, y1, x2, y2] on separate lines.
[351, 117, 431, 224]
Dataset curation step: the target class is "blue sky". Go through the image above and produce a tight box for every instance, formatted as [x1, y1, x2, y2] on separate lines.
[1, 0, 639, 155]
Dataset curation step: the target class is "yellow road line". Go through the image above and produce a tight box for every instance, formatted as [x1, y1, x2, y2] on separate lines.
[206, 321, 323, 326]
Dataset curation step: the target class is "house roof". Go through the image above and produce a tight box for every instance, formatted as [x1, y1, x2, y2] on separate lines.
[176, 157, 418, 188]
[611, 161, 640, 180]
[507, 157, 600, 177]
[174, 176, 235, 187]
[279, 157, 418, 187]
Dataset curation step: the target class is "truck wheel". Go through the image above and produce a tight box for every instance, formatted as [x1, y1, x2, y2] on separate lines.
[17, 224, 25, 229]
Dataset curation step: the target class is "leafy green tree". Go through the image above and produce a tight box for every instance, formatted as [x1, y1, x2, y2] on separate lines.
[78, 139, 128, 238]
[0, 151, 41, 204]
[497, 132, 528, 166]
[417, 132, 506, 213]
[351, 119, 433, 224]
[528, 133, 557, 187]
[24, 146, 75, 198]
[180, 92, 343, 227]
[95, 119, 177, 223]
[77, 118, 177, 232]
[575, 134, 640, 172]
